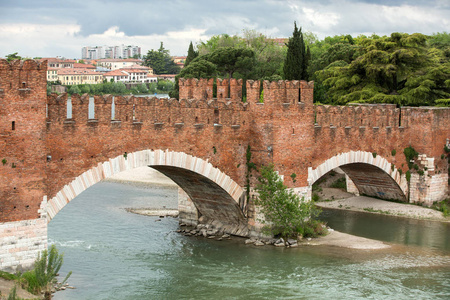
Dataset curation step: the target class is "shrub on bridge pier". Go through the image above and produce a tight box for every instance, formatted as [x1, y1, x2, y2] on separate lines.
[255, 164, 323, 240]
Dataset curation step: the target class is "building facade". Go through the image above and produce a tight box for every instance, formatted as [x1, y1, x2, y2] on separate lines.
[82, 45, 141, 59]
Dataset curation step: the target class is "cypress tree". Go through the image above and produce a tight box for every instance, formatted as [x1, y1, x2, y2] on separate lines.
[283, 22, 309, 80]
[185, 41, 198, 68]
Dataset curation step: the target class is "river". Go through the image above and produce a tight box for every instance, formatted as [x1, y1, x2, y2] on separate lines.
[49, 181, 450, 300]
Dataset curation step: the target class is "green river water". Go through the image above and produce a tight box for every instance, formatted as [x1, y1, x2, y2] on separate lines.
[49, 182, 450, 300]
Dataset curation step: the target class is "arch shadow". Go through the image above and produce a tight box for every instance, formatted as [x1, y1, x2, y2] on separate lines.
[44, 150, 246, 225]
[308, 151, 408, 201]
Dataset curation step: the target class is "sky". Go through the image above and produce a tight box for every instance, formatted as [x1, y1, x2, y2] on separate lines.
[0, 0, 449, 59]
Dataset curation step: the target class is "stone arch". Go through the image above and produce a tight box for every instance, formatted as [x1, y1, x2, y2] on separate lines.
[45, 149, 246, 225]
[308, 151, 408, 201]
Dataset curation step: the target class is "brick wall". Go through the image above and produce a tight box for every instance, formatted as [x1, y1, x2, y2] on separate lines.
[0, 60, 48, 222]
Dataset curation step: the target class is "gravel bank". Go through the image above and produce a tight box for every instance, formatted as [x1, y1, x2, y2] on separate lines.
[316, 195, 448, 222]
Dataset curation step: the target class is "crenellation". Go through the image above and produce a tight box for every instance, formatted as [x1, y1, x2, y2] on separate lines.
[246, 80, 260, 103]
[216, 78, 229, 100]
[94, 94, 113, 123]
[71, 93, 89, 122]
[229, 78, 242, 101]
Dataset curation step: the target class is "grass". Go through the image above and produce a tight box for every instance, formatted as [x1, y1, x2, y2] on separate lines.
[432, 198, 450, 217]
[363, 207, 391, 215]
[0, 271, 19, 281]
[330, 177, 346, 189]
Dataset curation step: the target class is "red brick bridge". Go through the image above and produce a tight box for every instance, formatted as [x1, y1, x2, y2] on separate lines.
[1, 60, 449, 271]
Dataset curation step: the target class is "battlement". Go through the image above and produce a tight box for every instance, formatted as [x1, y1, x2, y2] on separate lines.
[46, 93, 249, 129]
[314, 103, 450, 130]
[314, 103, 400, 128]
[178, 78, 314, 105]
[0, 59, 47, 97]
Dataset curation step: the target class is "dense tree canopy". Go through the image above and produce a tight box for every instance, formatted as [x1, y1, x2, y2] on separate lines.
[314, 32, 450, 106]
[143, 42, 180, 75]
[170, 29, 449, 106]
[198, 30, 286, 80]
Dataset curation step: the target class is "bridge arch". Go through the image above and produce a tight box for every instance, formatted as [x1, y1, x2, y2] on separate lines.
[308, 151, 408, 201]
[45, 149, 246, 226]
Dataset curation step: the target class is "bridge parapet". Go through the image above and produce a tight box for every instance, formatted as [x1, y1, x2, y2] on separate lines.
[315, 103, 399, 128]
[45, 93, 249, 129]
[245, 79, 314, 106]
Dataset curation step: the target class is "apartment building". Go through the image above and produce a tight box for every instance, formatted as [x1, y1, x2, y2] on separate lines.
[81, 45, 141, 59]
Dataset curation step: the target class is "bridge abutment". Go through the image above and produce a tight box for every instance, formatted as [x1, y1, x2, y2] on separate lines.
[0, 218, 47, 272]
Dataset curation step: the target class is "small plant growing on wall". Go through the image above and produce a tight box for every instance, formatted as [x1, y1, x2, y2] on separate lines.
[123, 152, 127, 160]
[404, 146, 418, 169]
[406, 170, 411, 182]
[391, 149, 396, 156]
[290, 173, 297, 183]
[212, 146, 217, 154]
[2, 159, 6, 165]
[372, 152, 377, 158]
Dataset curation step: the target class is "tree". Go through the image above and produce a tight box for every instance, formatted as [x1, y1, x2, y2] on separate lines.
[316, 32, 450, 106]
[6, 52, 22, 62]
[184, 41, 198, 68]
[283, 22, 309, 80]
[68, 85, 81, 95]
[255, 164, 321, 240]
[208, 47, 255, 79]
[143, 42, 180, 75]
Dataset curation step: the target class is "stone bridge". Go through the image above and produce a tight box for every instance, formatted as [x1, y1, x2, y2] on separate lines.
[1, 59, 449, 271]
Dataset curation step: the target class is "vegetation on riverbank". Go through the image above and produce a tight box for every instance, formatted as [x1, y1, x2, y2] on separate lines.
[255, 164, 326, 240]
[0, 245, 71, 300]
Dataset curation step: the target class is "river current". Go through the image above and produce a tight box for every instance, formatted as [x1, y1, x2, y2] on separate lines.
[49, 181, 450, 300]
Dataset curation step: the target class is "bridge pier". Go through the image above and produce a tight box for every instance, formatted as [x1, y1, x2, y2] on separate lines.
[0, 218, 47, 272]
[178, 188, 199, 226]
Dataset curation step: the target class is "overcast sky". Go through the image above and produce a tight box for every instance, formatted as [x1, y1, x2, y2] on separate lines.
[0, 0, 448, 59]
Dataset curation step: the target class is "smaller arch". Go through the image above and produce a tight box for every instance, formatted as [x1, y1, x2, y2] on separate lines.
[308, 151, 408, 201]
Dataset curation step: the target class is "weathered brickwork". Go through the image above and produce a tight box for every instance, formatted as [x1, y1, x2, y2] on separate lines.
[0, 218, 47, 272]
[0, 60, 47, 222]
[1, 59, 449, 270]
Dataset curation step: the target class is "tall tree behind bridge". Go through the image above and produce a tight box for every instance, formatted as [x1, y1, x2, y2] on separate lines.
[184, 41, 199, 68]
[283, 22, 309, 81]
[143, 42, 180, 75]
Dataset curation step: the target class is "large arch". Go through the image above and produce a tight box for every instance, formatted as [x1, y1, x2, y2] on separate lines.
[308, 151, 408, 201]
[45, 149, 246, 225]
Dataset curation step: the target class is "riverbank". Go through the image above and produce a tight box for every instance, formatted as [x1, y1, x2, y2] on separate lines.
[315, 189, 449, 222]
[0, 278, 39, 299]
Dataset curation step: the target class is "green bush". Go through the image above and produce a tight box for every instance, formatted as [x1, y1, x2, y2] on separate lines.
[330, 177, 346, 189]
[21, 245, 71, 296]
[404, 146, 419, 169]
[406, 170, 411, 182]
[255, 164, 322, 239]
[433, 199, 450, 217]
[312, 193, 320, 202]
[391, 149, 396, 156]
